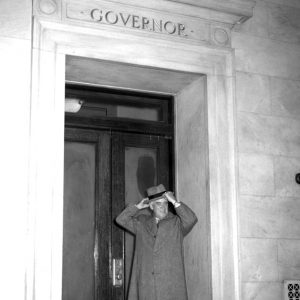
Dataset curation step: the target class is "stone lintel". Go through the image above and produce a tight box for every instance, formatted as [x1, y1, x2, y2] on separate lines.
[33, 0, 254, 48]
[102, 0, 255, 26]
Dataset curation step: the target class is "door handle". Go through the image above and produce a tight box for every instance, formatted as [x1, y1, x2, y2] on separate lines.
[113, 258, 123, 287]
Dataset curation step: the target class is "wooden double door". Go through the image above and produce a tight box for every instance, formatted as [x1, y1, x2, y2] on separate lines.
[62, 128, 172, 300]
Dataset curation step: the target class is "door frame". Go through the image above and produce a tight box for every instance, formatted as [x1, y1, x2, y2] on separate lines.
[27, 16, 239, 300]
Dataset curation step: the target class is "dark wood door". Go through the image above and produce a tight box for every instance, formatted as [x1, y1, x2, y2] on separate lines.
[62, 128, 172, 300]
[63, 128, 111, 300]
[111, 132, 172, 300]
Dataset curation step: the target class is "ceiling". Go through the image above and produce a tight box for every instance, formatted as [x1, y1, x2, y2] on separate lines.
[65, 55, 202, 95]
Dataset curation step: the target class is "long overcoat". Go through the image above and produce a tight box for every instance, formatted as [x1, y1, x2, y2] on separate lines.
[116, 202, 198, 300]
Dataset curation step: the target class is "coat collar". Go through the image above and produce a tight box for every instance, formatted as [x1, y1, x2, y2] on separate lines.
[145, 211, 175, 236]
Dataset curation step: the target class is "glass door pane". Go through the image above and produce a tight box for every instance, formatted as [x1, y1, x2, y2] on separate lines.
[63, 129, 111, 300]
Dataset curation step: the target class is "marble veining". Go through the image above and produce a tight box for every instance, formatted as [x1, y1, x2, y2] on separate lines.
[242, 282, 282, 300]
[233, 32, 300, 80]
[238, 112, 300, 157]
[268, 3, 300, 44]
[240, 195, 300, 239]
[236, 71, 271, 114]
[239, 153, 274, 196]
[278, 239, 300, 280]
[271, 77, 300, 118]
[241, 238, 278, 281]
[274, 156, 300, 197]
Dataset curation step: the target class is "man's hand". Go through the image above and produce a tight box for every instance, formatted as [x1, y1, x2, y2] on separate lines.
[135, 198, 150, 210]
[164, 191, 177, 205]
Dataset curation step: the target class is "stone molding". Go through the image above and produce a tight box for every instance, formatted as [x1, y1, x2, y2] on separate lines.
[39, 0, 57, 15]
[34, 0, 255, 24]
[28, 16, 239, 300]
[94, 0, 255, 25]
[33, 0, 255, 48]
[212, 27, 230, 46]
[34, 0, 61, 18]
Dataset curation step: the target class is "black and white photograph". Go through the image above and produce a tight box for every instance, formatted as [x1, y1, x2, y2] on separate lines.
[1, 0, 300, 299]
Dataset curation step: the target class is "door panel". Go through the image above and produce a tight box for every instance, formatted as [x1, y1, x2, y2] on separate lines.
[63, 141, 96, 300]
[111, 133, 172, 298]
[63, 129, 111, 300]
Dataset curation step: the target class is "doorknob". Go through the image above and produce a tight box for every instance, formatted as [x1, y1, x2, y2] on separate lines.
[113, 258, 123, 287]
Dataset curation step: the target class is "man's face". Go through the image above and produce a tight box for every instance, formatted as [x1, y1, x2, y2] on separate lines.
[150, 198, 168, 220]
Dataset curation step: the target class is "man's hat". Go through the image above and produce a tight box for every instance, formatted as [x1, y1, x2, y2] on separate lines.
[146, 184, 167, 203]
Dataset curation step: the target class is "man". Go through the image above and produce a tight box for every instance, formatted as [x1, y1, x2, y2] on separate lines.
[116, 184, 198, 300]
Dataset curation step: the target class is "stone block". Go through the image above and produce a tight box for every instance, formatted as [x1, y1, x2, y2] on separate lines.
[242, 282, 282, 300]
[271, 77, 300, 119]
[232, 32, 300, 80]
[0, 36, 31, 300]
[268, 3, 300, 44]
[240, 195, 300, 239]
[0, 0, 32, 40]
[274, 156, 300, 197]
[278, 239, 300, 280]
[236, 72, 271, 114]
[240, 238, 278, 281]
[239, 153, 274, 196]
[238, 112, 300, 157]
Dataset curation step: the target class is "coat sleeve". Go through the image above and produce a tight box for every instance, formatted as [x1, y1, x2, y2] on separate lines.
[175, 202, 198, 237]
[115, 205, 140, 235]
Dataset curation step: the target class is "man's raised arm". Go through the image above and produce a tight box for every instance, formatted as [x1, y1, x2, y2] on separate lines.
[175, 202, 198, 236]
[164, 192, 198, 236]
[115, 198, 150, 234]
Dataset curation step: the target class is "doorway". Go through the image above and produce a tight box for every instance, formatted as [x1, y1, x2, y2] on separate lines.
[62, 85, 174, 300]
[30, 19, 239, 300]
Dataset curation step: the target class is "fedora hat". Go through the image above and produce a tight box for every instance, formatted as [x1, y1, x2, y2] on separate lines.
[146, 184, 167, 203]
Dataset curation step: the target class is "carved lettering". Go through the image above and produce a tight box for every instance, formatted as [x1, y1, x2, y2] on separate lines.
[164, 21, 176, 34]
[152, 19, 162, 33]
[89, 8, 188, 37]
[131, 15, 140, 29]
[178, 23, 187, 36]
[119, 12, 131, 26]
[105, 11, 118, 24]
[142, 17, 150, 30]
[90, 8, 102, 21]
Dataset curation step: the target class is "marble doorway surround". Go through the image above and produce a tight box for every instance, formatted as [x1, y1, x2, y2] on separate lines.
[27, 0, 254, 300]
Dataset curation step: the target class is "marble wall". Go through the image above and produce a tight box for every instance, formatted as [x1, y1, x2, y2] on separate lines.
[233, 0, 300, 299]
[0, 0, 32, 299]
